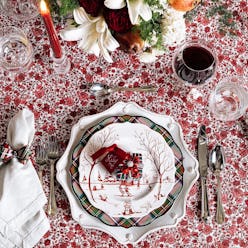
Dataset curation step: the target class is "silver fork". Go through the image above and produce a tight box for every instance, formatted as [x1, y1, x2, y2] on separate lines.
[47, 136, 60, 216]
[35, 144, 47, 188]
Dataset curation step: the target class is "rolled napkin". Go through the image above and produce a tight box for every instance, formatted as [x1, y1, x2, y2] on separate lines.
[0, 109, 50, 248]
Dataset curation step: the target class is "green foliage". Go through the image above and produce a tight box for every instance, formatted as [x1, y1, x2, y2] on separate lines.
[206, 3, 237, 35]
[48, 0, 79, 16]
[138, 12, 164, 50]
[184, 2, 202, 21]
[48, 0, 237, 37]
[185, 0, 237, 36]
[144, 0, 162, 6]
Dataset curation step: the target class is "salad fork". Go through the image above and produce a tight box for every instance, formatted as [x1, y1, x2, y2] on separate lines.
[47, 136, 60, 216]
[35, 144, 47, 187]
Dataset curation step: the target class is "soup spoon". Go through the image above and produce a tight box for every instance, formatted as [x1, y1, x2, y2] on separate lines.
[89, 83, 158, 97]
[209, 144, 225, 224]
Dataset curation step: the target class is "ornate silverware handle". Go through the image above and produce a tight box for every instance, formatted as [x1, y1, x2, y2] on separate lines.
[216, 171, 225, 224]
[112, 86, 157, 93]
[47, 159, 57, 216]
[38, 170, 43, 187]
[201, 177, 210, 222]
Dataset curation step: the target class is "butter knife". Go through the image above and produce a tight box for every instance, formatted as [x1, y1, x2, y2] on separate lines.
[197, 125, 210, 222]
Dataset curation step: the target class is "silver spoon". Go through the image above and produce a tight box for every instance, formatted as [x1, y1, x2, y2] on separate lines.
[209, 145, 225, 224]
[89, 83, 158, 97]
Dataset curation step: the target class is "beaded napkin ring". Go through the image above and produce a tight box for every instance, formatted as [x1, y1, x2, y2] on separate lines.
[0, 142, 32, 166]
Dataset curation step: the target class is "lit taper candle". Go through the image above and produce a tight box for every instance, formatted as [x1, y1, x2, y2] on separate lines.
[39, 0, 62, 58]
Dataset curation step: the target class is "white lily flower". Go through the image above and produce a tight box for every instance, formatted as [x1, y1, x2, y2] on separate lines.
[60, 7, 119, 63]
[126, 0, 152, 24]
[104, 0, 126, 9]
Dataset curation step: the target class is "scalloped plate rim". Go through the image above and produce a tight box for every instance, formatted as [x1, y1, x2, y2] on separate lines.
[56, 101, 199, 245]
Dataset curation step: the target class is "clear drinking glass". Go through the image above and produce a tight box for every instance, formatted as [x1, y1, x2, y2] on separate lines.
[0, 26, 33, 79]
[209, 76, 248, 121]
[172, 39, 218, 87]
[0, 0, 39, 21]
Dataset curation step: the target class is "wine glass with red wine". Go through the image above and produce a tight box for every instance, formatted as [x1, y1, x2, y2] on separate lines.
[172, 40, 217, 87]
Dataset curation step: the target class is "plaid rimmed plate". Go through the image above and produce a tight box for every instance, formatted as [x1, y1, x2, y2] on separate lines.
[69, 115, 184, 228]
[56, 102, 199, 244]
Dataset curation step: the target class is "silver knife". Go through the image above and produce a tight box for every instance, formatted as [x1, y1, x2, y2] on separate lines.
[197, 125, 210, 222]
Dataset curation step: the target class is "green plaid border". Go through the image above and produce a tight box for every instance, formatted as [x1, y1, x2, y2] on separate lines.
[70, 115, 184, 228]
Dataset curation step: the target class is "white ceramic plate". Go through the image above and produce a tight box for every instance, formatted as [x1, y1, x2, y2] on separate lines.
[68, 114, 184, 229]
[56, 102, 199, 245]
[78, 122, 175, 218]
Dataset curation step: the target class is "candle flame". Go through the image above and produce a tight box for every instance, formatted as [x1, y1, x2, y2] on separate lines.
[40, 0, 49, 15]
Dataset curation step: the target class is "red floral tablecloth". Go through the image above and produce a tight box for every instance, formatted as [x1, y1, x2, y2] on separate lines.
[0, 1, 247, 247]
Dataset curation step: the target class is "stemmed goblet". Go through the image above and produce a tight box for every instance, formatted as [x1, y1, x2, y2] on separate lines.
[172, 39, 218, 87]
[0, 0, 39, 21]
[209, 76, 248, 121]
[0, 26, 33, 80]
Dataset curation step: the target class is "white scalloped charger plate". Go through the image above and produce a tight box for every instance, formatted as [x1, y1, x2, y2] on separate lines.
[56, 102, 199, 245]
[78, 122, 176, 218]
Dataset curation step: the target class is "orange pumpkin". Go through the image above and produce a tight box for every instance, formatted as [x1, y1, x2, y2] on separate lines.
[169, 0, 200, 12]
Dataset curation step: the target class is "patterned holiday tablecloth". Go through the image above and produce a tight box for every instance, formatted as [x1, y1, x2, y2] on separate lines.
[0, 1, 247, 247]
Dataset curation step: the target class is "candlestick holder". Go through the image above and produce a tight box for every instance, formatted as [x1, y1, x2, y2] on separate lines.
[50, 48, 71, 74]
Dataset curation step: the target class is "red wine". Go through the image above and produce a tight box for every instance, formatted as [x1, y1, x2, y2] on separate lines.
[173, 45, 216, 85]
[183, 46, 215, 70]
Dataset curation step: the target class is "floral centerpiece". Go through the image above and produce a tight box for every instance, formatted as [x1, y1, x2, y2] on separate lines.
[51, 0, 200, 62]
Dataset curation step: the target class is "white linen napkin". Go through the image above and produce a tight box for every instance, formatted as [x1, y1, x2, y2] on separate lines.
[0, 109, 50, 248]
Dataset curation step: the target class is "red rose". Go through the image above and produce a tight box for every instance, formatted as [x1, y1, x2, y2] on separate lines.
[103, 7, 132, 33]
[78, 0, 104, 17]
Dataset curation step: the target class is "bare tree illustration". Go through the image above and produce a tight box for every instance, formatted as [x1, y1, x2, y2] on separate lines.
[86, 126, 118, 157]
[135, 130, 174, 200]
[82, 126, 119, 202]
